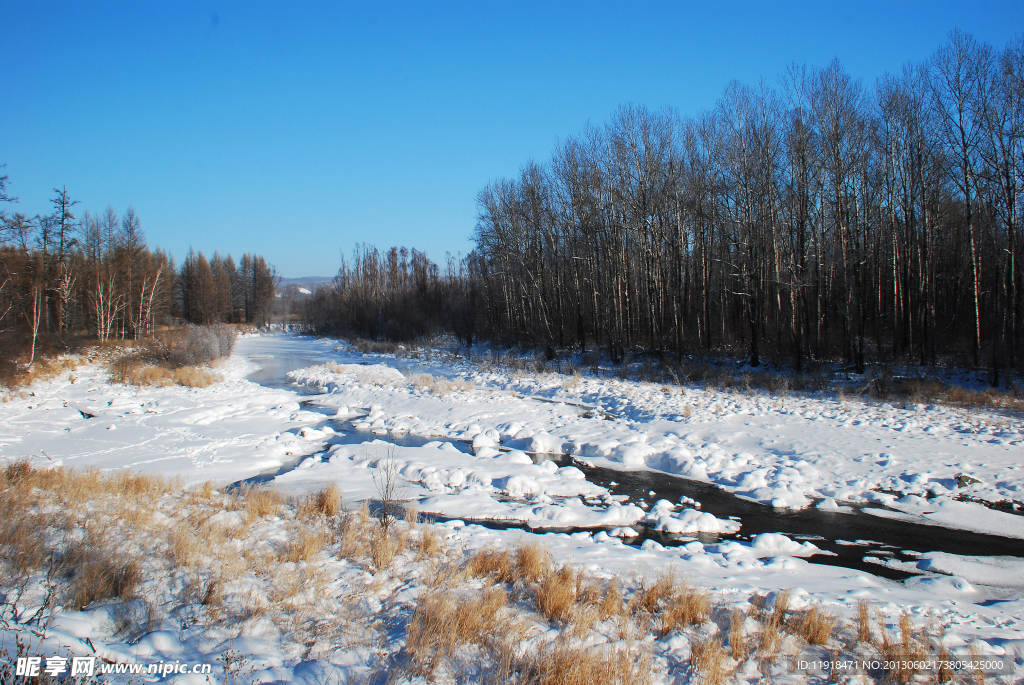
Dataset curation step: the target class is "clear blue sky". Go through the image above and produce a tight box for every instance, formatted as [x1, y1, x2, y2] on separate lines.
[2, 2, 1021, 278]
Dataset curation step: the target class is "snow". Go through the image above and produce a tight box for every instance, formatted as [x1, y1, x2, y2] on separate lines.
[643, 499, 740, 534]
[0, 353, 329, 483]
[2, 332, 1024, 683]
[280, 338, 1024, 526]
[862, 494, 1024, 539]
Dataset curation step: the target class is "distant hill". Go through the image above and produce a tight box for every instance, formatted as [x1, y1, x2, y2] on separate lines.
[278, 276, 334, 289]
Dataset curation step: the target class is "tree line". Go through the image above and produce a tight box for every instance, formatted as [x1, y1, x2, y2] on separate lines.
[0, 175, 277, 366]
[302, 244, 475, 343]
[306, 31, 1024, 381]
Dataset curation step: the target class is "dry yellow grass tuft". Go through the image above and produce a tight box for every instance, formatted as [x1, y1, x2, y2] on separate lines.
[171, 365, 219, 388]
[62, 532, 142, 611]
[405, 585, 512, 678]
[791, 605, 836, 645]
[521, 641, 652, 685]
[599, 579, 625, 620]
[877, 612, 929, 684]
[753, 589, 791, 655]
[635, 569, 676, 615]
[110, 355, 220, 388]
[416, 525, 444, 559]
[285, 528, 328, 563]
[771, 588, 790, 625]
[240, 485, 284, 521]
[858, 599, 872, 643]
[728, 611, 746, 660]
[467, 547, 515, 582]
[169, 521, 202, 567]
[411, 372, 475, 395]
[514, 541, 552, 583]
[336, 504, 374, 560]
[660, 584, 710, 635]
[369, 524, 400, 572]
[969, 643, 986, 685]
[690, 637, 727, 685]
[2, 354, 83, 391]
[298, 484, 342, 520]
[535, 564, 579, 623]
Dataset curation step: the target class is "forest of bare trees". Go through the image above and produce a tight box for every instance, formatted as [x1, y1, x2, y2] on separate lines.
[0, 174, 277, 372]
[306, 31, 1024, 383]
[302, 244, 476, 343]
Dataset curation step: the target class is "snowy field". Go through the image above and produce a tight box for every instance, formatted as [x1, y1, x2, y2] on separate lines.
[1, 332, 1023, 683]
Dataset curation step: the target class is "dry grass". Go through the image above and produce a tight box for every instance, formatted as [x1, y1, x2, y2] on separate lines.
[858, 599, 872, 643]
[336, 503, 375, 560]
[728, 611, 746, 660]
[877, 612, 929, 684]
[285, 528, 328, 563]
[634, 569, 676, 615]
[62, 534, 142, 611]
[659, 585, 710, 635]
[535, 564, 580, 623]
[349, 338, 400, 355]
[690, 637, 727, 685]
[405, 585, 512, 678]
[5, 461, 944, 684]
[938, 643, 954, 684]
[754, 589, 790, 655]
[369, 524, 400, 572]
[969, 643, 986, 685]
[298, 484, 342, 520]
[0, 462, 157, 612]
[331, 501, 408, 574]
[790, 605, 836, 645]
[467, 547, 515, 582]
[416, 525, 444, 559]
[169, 521, 202, 567]
[10, 354, 83, 389]
[515, 541, 552, 583]
[411, 372, 475, 395]
[771, 589, 790, 625]
[520, 641, 652, 685]
[170, 365, 219, 388]
[109, 355, 220, 388]
[239, 485, 284, 521]
[468, 541, 552, 585]
[632, 570, 710, 636]
[599, 580, 625, 620]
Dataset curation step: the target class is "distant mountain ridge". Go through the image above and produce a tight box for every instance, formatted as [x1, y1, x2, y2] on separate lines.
[278, 276, 334, 288]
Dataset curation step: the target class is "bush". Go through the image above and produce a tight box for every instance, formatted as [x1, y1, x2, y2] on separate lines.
[159, 324, 236, 367]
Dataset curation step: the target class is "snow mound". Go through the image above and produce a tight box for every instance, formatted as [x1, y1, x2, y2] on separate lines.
[288, 362, 407, 390]
[643, 500, 740, 534]
[749, 533, 819, 557]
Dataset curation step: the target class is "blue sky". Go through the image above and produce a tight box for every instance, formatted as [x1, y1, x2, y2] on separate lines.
[2, 2, 1022, 278]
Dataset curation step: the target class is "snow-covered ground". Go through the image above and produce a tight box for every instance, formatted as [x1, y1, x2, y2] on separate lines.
[1, 332, 1023, 683]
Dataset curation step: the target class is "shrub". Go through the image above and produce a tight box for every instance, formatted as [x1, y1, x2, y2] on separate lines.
[158, 324, 236, 367]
